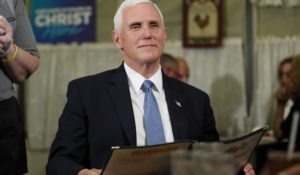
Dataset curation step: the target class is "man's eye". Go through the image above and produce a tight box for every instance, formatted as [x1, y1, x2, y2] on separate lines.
[150, 23, 159, 29]
[131, 24, 140, 30]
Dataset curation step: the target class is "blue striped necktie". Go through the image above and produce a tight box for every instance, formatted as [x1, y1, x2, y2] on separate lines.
[142, 80, 166, 145]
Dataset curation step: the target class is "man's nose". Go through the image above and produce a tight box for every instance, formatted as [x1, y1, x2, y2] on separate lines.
[142, 26, 152, 38]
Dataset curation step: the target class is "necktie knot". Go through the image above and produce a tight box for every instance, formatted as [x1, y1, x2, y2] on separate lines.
[142, 80, 154, 93]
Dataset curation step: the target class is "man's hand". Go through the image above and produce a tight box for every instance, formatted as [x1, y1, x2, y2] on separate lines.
[78, 168, 101, 175]
[244, 163, 255, 175]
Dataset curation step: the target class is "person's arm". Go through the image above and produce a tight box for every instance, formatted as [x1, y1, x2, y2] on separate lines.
[0, 0, 39, 83]
[201, 92, 220, 141]
[273, 102, 285, 140]
[47, 81, 92, 175]
[1, 42, 39, 83]
[273, 87, 289, 140]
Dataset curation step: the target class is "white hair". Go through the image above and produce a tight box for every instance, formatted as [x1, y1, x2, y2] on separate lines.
[113, 0, 164, 33]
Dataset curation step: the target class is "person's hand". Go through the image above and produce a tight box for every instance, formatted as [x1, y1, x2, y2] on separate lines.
[78, 168, 101, 175]
[244, 163, 255, 175]
[0, 15, 13, 58]
[275, 86, 290, 105]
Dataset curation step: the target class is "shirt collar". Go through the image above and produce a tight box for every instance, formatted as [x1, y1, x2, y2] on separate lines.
[124, 63, 163, 94]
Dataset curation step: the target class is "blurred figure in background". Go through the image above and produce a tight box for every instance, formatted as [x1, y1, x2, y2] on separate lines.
[260, 55, 300, 175]
[160, 52, 180, 79]
[177, 58, 190, 83]
[0, 0, 39, 174]
[255, 57, 294, 174]
[273, 57, 293, 139]
[274, 54, 300, 144]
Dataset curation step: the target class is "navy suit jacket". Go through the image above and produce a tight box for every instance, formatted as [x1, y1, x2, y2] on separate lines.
[46, 64, 219, 175]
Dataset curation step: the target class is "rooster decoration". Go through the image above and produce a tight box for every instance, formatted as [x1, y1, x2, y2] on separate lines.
[194, 13, 210, 29]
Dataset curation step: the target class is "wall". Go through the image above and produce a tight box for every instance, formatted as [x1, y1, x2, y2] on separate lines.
[96, 0, 246, 42]
[256, 6, 300, 37]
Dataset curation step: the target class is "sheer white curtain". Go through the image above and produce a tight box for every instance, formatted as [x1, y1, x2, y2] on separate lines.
[25, 39, 246, 149]
[26, 43, 123, 149]
[251, 0, 300, 6]
[184, 38, 248, 137]
[251, 36, 300, 128]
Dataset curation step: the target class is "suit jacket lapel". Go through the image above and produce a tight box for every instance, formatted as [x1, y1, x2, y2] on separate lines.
[163, 74, 189, 141]
[106, 66, 190, 144]
[107, 65, 136, 145]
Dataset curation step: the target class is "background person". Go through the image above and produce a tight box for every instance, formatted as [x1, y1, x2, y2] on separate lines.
[160, 52, 180, 79]
[176, 57, 190, 83]
[259, 55, 300, 175]
[255, 57, 293, 174]
[275, 54, 300, 144]
[273, 57, 293, 139]
[0, 0, 39, 174]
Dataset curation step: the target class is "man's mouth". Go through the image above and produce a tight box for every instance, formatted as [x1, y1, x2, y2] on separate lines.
[138, 44, 156, 48]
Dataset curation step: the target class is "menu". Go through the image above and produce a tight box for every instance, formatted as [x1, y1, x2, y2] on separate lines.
[100, 127, 268, 175]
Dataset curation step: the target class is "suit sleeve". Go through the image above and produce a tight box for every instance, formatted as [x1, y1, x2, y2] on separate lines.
[201, 93, 220, 141]
[46, 81, 89, 175]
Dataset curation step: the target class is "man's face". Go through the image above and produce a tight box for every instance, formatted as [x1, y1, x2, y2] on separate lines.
[113, 3, 167, 68]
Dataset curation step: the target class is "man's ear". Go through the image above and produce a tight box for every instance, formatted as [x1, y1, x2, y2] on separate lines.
[163, 27, 168, 41]
[112, 31, 123, 50]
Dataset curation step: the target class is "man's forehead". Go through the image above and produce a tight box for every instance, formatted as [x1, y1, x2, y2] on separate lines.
[123, 3, 161, 20]
[126, 19, 162, 25]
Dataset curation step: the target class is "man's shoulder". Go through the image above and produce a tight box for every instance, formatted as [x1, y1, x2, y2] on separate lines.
[69, 67, 121, 86]
[164, 76, 208, 97]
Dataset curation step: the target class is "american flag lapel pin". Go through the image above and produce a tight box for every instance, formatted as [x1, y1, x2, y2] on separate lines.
[175, 100, 182, 108]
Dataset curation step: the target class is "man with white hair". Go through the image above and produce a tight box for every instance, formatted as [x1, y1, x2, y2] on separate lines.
[46, 1, 255, 175]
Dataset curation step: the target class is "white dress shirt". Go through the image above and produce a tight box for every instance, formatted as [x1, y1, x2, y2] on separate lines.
[124, 63, 174, 146]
